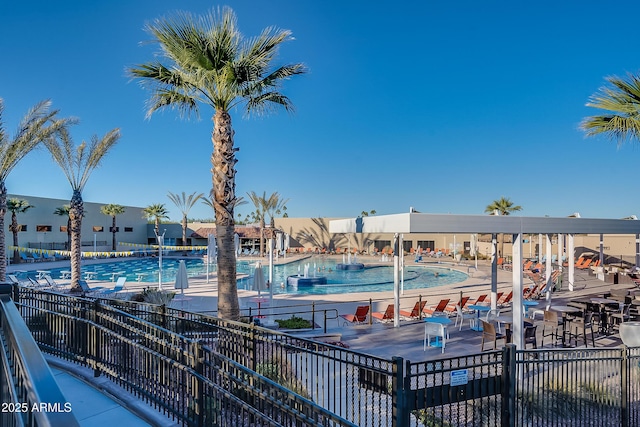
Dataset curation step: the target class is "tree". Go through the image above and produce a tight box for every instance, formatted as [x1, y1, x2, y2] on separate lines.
[45, 127, 121, 292]
[7, 198, 33, 264]
[581, 73, 640, 145]
[247, 191, 288, 256]
[142, 204, 169, 237]
[485, 197, 522, 256]
[167, 191, 203, 246]
[129, 7, 305, 320]
[54, 205, 72, 250]
[100, 204, 126, 251]
[0, 99, 67, 280]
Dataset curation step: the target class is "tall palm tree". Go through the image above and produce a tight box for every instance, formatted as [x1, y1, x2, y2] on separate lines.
[484, 197, 522, 216]
[7, 198, 33, 264]
[0, 99, 67, 280]
[142, 203, 169, 237]
[129, 7, 305, 320]
[581, 73, 640, 145]
[44, 127, 121, 292]
[167, 191, 204, 246]
[100, 204, 126, 251]
[485, 197, 522, 256]
[54, 205, 71, 250]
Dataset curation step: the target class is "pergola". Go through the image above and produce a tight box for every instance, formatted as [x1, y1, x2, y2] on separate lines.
[329, 212, 640, 349]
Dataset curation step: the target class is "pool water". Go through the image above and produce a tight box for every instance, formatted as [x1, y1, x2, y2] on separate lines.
[36, 256, 467, 295]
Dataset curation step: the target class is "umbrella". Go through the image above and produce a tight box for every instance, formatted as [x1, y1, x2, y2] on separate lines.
[253, 262, 267, 295]
[207, 234, 217, 263]
[174, 260, 189, 296]
[234, 233, 240, 256]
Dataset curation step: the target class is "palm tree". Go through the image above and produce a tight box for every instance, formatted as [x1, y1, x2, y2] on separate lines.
[0, 99, 67, 280]
[247, 191, 288, 256]
[100, 204, 126, 251]
[54, 205, 72, 251]
[485, 197, 522, 257]
[167, 191, 204, 246]
[581, 73, 640, 145]
[142, 204, 169, 237]
[44, 127, 121, 292]
[7, 198, 33, 263]
[128, 7, 305, 320]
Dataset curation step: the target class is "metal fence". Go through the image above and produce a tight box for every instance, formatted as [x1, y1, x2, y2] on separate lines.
[12, 286, 640, 427]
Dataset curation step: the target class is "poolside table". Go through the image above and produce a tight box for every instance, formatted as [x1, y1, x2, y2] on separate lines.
[468, 304, 490, 331]
[60, 270, 71, 280]
[523, 300, 539, 318]
[36, 270, 51, 280]
[83, 271, 98, 280]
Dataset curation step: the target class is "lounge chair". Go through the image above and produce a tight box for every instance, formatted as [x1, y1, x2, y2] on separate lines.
[100, 277, 127, 297]
[445, 296, 470, 315]
[78, 280, 105, 295]
[7, 274, 20, 285]
[44, 274, 65, 291]
[340, 305, 369, 325]
[31, 252, 42, 262]
[577, 259, 593, 269]
[423, 299, 450, 317]
[497, 291, 513, 307]
[399, 300, 427, 320]
[19, 252, 34, 263]
[371, 304, 394, 323]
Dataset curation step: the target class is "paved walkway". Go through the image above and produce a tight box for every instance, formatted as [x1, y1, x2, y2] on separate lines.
[47, 357, 179, 427]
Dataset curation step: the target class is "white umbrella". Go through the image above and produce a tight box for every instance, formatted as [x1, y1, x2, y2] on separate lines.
[253, 262, 267, 295]
[234, 233, 240, 256]
[174, 260, 189, 296]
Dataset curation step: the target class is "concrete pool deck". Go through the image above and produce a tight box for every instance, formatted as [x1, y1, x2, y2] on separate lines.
[9, 253, 634, 362]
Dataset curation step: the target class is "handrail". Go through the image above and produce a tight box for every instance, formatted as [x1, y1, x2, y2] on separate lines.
[0, 290, 79, 427]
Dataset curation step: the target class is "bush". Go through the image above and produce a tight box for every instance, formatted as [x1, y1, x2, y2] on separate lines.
[275, 315, 312, 329]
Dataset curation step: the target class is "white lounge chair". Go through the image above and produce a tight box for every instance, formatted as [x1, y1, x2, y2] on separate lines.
[100, 277, 127, 298]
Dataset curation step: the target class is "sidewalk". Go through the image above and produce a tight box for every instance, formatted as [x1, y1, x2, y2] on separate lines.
[47, 356, 179, 427]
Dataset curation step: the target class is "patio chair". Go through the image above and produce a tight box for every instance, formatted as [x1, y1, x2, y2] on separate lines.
[542, 310, 562, 347]
[524, 325, 538, 349]
[480, 320, 505, 351]
[424, 322, 447, 353]
[454, 304, 476, 330]
[399, 300, 427, 320]
[340, 305, 369, 326]
[566, 312, 595, 347]
[372, 304, 394, 323]
[485, 308, 502, 332]
[423, 299, 450, 317]
[100, 277, 127, 298]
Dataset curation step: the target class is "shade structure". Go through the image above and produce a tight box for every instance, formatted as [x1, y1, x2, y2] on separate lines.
[174, 260, 189, 296]
[253, 262, 267, 295]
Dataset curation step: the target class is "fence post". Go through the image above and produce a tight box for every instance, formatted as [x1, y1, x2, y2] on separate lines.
[192, 340, 205, 427]
[312, 301, 316, 330]
[392, 356, 409, 427]
[621, 347, 629, 427]
[91, 299, 101, 377]
[502, 344, 516, 427]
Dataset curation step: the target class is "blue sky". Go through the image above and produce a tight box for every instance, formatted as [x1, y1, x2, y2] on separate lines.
[1, 1, 639, 223]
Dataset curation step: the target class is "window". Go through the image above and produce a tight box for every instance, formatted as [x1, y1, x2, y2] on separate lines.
[18, 225, 27, 232]
[92, 226, 104, 232]
[124, 227, 133, 232]
[36, 225, 52, 232]
[109, 226, 119, 232]
[417, 240, 435, 251]
[60, 226, 67, 232]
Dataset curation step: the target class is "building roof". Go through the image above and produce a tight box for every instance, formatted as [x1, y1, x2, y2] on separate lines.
[191, 226, 262, 239]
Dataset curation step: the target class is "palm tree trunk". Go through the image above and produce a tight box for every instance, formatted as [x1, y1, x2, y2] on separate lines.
[182, 215, 187, 246]
[0, 182, 7, 281]
[212, 110, 239, 320]
[69, 190, 84, 292]
[11, 212, 20, 264]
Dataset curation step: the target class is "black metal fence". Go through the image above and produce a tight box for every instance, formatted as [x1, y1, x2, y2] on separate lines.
[11, 286, 640, 427]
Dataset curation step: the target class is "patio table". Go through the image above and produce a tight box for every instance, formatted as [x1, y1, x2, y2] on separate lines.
[468, 304, 490, 331]
[551, 305, 581, 346]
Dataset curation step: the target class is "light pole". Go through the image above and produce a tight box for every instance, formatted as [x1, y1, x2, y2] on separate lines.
[155, 229, 166, 290]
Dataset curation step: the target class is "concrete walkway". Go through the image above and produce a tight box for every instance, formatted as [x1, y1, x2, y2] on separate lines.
[47, 356, 179, 427]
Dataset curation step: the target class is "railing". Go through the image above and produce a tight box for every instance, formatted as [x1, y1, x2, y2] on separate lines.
[13, 287, 356, 427]
[0, 284, 79, 427]
[11, 286, 640, 427]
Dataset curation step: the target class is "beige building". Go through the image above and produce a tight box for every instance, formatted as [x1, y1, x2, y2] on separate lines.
[4, 194, 638, 267]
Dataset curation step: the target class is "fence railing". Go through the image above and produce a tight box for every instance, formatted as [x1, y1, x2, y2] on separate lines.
[0, 284, 79, 427]
[11, 286, 640, 427]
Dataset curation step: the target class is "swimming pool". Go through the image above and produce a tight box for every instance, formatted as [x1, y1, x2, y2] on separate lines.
[35, 256, 468, 295]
